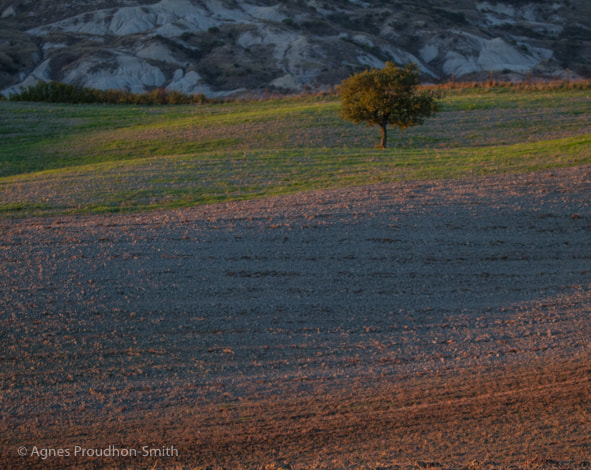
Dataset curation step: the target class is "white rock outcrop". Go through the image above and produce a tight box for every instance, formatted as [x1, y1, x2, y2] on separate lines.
[167, 69, 214, 95]
[1, 5, 16, 18]
[2, 0, 582, 97]
[63, 55, 167, 93]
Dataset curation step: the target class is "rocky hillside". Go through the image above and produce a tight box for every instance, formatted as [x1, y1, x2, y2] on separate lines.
[1, 0, 590, 96]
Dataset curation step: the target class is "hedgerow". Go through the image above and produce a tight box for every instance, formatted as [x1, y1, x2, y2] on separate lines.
[8, 81, 220, 105]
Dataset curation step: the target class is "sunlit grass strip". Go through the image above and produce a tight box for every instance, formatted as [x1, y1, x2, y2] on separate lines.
[1, 134, 589, 217]
[1, 88, 590, 217]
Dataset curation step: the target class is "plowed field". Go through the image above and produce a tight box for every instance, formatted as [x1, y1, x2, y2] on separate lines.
[2, 166, 590, 469]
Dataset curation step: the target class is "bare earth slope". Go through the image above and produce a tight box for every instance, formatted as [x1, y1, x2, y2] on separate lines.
[2, 0, 591, 95]
[1, 166, 591, 469]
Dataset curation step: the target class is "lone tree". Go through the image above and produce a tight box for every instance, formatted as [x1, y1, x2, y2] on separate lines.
[339, 62, 441, 149]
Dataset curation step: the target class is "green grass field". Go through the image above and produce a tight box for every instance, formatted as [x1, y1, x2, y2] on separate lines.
[1, 87, 590, 217]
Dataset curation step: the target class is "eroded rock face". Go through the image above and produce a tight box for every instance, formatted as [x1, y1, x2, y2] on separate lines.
[1, 0, 589, 96]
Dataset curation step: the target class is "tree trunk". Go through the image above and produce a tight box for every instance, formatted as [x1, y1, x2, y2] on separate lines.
[379, 123, 387, 149]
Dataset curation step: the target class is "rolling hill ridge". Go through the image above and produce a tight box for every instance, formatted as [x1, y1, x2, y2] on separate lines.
[1, 0, 590, 96]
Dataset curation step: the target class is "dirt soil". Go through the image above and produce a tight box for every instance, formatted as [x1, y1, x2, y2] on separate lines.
[1, 166, 591, 469]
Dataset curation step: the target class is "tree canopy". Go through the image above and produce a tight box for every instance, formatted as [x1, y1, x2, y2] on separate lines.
[339, 62, 441, 149]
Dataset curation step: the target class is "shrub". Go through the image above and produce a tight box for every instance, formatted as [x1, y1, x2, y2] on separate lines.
[8, 81, 222, 105]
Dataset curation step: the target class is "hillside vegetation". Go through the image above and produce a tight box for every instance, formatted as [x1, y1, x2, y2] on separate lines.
[1, 86, 590, 217]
